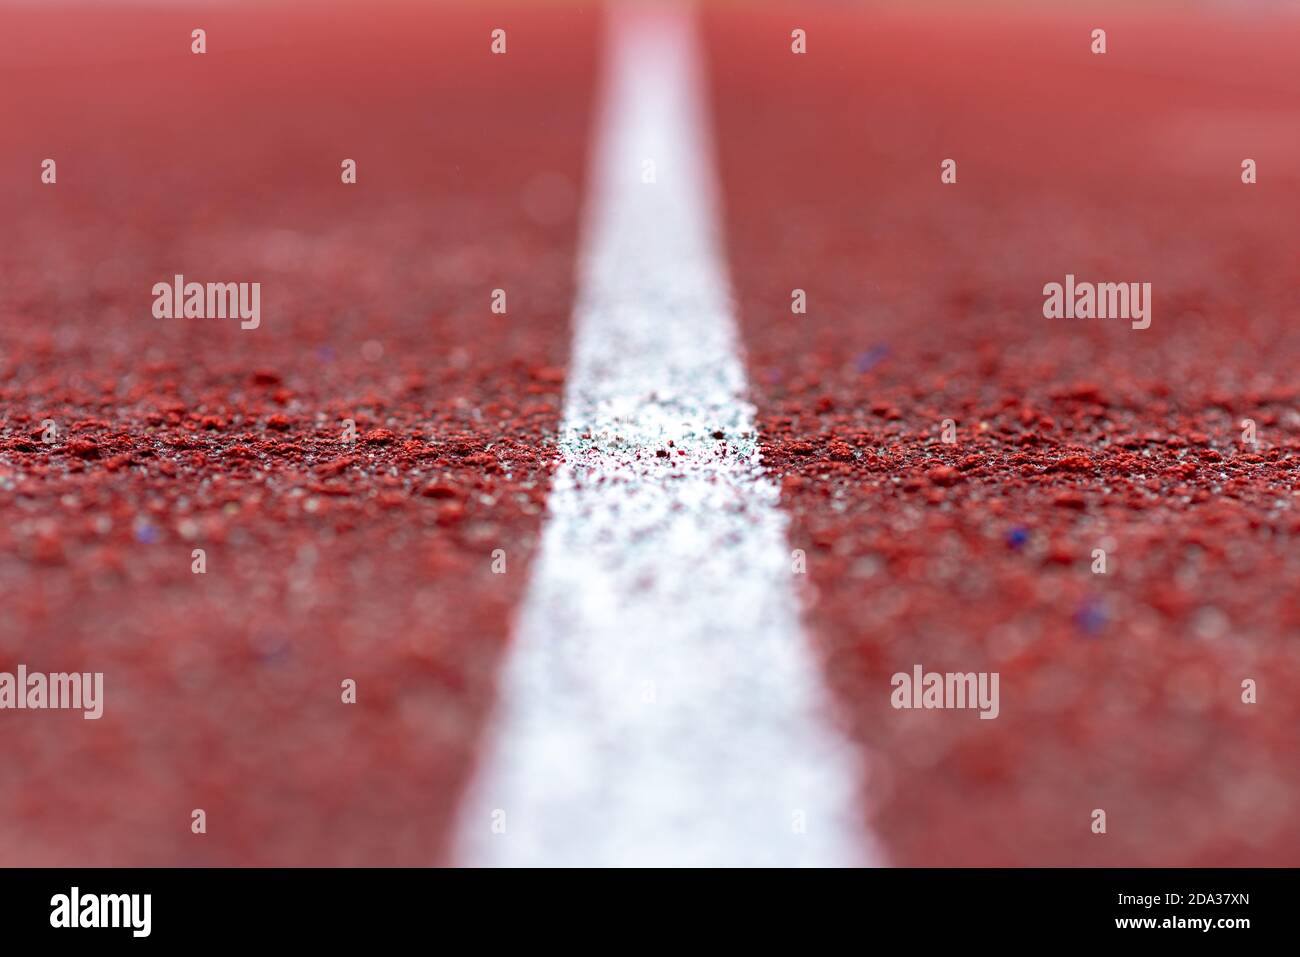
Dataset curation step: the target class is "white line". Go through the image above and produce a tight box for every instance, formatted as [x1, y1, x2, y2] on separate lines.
[455, 1, 876, 867]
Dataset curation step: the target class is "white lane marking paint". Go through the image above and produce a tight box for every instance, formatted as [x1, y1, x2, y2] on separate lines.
[455, 2, 877, 867]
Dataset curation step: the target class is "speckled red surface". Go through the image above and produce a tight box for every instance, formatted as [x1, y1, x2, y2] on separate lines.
[708, 4, 1300, 864]
[3, 0, 1298, 869]
[0, 1, 596, 865]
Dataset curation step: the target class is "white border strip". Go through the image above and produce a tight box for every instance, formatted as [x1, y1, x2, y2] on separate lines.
[455, 1, 875, 867]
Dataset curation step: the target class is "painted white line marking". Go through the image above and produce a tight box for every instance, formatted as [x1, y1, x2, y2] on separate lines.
[455, 2, 876, 867]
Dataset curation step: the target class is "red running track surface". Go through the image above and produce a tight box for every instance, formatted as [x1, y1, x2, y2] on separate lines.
[0, 0, 596, 866]
[708, 2, 1300, 865]
[1, 0, 1298, 866]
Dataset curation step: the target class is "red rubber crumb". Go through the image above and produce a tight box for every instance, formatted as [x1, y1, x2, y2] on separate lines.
[2, 0, 1298, 869]
[709, 4, 1300, 865]
[0, 1, 597, 865]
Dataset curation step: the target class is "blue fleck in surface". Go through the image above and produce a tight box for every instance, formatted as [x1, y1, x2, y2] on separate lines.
[1073, 598, 1108, 636]
[854, 343, 891, 373]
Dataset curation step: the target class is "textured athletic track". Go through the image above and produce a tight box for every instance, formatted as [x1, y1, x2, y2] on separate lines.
[1, 0, 1298, 866]
[1, 0, 597, 866]
[706, 3, 1300, 865]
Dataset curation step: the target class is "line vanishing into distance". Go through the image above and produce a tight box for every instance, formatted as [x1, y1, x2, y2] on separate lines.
[455, 2, 875, 866]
